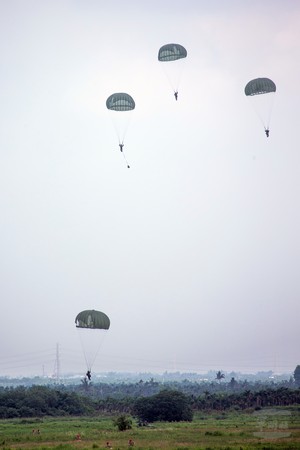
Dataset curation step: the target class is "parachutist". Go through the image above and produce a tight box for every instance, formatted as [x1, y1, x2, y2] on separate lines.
[75, 310, 110, 379]
[174, 91, 178, 101]
[119, 143, 124, 152]
[245, 78, 276, 135]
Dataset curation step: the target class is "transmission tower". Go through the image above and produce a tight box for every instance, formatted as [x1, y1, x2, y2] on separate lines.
[53, 343, 61, 383]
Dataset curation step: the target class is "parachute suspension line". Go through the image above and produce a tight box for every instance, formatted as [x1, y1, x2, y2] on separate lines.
[108, 116, 131, 168]
[161, 60, 185, 98]
[118, 112, 132, 168]
[161, 63, 174, 93]
[77, 329, 91, 372]
[111, 117, 121, 144]
[266, 92, 276, 130]
[249, 94, 273, 134]
[251, 100, 267, 130]
[77, 328, 108, 372]
[121, 112, 133, 143]
[110, 113, 130, 145]
[89, 332, 108, 370]
[174, 58, 185, 94]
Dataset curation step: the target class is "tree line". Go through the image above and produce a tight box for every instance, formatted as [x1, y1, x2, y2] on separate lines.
[0, 382, 300, 420]
[0, 386, 93, 418]
[70, 372, 298, 402]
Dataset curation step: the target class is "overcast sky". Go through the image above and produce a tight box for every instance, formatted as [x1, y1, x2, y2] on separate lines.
[0, 0, 299, 378]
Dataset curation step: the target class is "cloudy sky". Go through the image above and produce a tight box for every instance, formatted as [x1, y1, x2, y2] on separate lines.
[0, 0, 299, 378]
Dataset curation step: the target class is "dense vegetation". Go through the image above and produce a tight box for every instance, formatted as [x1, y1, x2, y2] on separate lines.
[0, 379, 300, 419]
[0, 386, 93, 418]
[134, 389, 193, 422]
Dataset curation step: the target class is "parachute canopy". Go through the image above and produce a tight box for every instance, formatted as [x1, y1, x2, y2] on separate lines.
[158, 43, 187, 62]
[245, 78, 276, 96]
[75, 310, 110, 330]
[106, 93, 135, 111]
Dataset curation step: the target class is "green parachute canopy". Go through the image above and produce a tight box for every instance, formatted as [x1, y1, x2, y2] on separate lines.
[158, 43, 187, 62]
[75, 310, 110, 330]
[106, 93, 135, 111]
[244, 78, 276, 96]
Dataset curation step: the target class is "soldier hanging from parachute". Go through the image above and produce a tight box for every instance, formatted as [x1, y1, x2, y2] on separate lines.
[75, 309, 110, 382]
[244, 77, 276, 137]
[106, 93, 135, 168]
[158, 43, 187, 101]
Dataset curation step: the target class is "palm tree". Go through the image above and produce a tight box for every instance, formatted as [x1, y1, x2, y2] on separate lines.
[216, 371, 225, 382]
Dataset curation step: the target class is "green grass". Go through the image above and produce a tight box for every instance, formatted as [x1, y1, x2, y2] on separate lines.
[0, 407, 299, 449]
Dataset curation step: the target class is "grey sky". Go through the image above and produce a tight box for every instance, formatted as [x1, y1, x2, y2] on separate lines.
[0, 0, 299, 377]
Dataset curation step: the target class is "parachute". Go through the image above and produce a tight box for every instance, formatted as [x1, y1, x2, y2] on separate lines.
[158, 43, 187, 100]
[106, 93, 135, 112]
[106, 93, 135, 167]
[158, 43, 187, 62]
[244, 78, 276, 136]
[244, 78, 276, 96]
[75, 310, 110, 374]
[75, 310, 110, 330]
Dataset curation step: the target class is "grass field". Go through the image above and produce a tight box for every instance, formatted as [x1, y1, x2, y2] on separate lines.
[0, 407, 300, 449]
